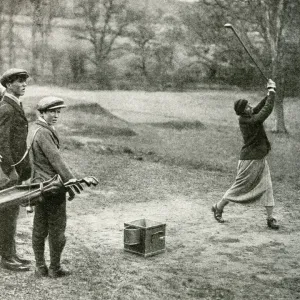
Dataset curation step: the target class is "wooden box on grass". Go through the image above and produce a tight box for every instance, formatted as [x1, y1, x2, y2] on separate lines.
[124, 219, 166, 257]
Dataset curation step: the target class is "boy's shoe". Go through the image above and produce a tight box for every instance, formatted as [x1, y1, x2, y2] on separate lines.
[212, 203, 225, 223]
[35, 265, 48, 278]
[267, 218, 279, 230]
[49, 267, 70, 278]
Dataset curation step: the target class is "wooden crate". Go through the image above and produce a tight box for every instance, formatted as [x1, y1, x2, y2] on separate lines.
[124, 219, 166, 257]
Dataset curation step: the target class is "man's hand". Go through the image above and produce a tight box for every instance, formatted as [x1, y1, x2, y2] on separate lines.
[64, 176, 99, 201]
[66, 187, 76, 201]
[65, 178, 78, 186]
[267, 79, 276, 93]
[64, 178, 84, 200]
[0, 155, 2, 163]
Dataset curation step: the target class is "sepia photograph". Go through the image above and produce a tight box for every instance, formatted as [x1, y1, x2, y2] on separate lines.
[0, 0, 299, 299]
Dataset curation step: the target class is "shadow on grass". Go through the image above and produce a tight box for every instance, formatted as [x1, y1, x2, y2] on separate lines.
[70, 123, 137, 137]
[161, 156, 226, 172]
[147, 120, 205, 131]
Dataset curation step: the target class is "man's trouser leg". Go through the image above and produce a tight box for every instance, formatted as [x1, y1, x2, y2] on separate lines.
[48, 195, 67, 270]
[32, 203, 48, 267]
[0, 206, 19, 258]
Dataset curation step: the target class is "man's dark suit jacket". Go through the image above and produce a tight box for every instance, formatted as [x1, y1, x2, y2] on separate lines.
[0, 95, 31, 181]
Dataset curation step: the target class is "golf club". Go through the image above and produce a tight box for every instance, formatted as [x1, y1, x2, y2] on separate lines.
[224, 23, 268, 82]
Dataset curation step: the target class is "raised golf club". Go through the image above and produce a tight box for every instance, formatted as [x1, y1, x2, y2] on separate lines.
[224, 23, 268, 81]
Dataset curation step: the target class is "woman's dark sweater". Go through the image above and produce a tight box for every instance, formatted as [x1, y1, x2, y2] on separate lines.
[238, 91, 275, 160]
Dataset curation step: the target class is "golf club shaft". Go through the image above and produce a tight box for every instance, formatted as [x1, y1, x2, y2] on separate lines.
[226, 25, 268, 82]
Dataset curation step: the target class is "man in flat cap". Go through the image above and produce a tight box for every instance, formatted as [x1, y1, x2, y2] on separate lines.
[212, 79, 280, 230]
[30, 96, 77, 278]
[0, 68, 32, 271]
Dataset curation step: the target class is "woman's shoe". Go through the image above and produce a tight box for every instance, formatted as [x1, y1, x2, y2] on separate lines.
[212, 203, 225, 223]
[267, 217, 279, 230]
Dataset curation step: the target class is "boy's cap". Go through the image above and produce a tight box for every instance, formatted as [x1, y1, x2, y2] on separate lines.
[37, 96, 66, 111]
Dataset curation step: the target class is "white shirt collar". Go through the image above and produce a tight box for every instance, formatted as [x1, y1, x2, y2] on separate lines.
[38, 116, 47, 124]
[38, 116, 55, 130]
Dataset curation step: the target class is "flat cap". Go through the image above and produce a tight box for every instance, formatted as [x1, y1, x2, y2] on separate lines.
[234, 99, 248, 115]
[0, 68, 29, 87]
[37, 96, 66, 112]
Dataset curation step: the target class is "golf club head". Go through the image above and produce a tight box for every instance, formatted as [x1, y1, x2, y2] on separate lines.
[224, 23, 233, 29]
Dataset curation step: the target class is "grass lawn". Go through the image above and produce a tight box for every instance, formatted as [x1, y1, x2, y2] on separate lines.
[1, 86, 299, 300]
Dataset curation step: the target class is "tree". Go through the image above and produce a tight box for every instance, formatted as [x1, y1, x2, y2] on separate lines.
[132, 22, 155, 79]
[182, 0, 300, 133]
[74, 0, 137, 88]
[29, 0, 60, 80]
[0, 2, 5, 73]
[49, 46, 65, 84]
[0, 0, 23, 71]
[7, 0, 19, 67]
[246, 0, 297, 133]
[68, 47, 86, 83]
[127, 11, 184, 89]
[151, 14, 184, 89]
[126, 11, 157, 86]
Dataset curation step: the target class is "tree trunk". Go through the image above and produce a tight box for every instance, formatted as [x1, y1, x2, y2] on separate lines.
[31, 0, 43, 80]
[40, 0, 52, 80]
[273, 89, 287, 133]
[8, 7, 16, 68]
[0, 3, 4, 73]
[31, 22, 39, 79]
[40, 29, 45, 79]
[271, 36, 288, 133]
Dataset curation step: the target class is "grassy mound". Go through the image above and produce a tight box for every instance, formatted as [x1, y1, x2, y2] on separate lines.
[25, 99, 137, 137]
[67, 103, 118, 119]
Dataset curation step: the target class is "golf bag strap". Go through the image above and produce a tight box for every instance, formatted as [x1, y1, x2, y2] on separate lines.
[11, 127, 41, 167]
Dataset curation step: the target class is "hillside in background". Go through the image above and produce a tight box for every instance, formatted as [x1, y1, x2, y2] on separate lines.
[127, 0, 185, 14]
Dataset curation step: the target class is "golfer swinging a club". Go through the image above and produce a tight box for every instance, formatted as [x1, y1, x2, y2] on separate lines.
[212, 78, 279, 230]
